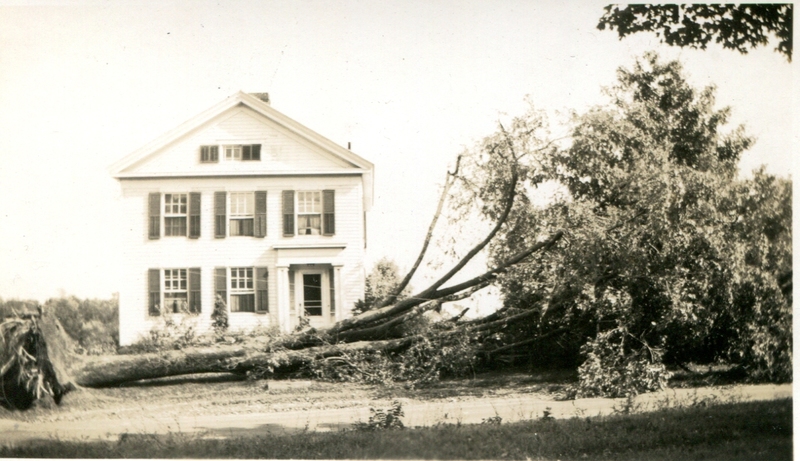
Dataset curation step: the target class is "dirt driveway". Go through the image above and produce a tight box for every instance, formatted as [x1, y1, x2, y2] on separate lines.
[0, 375, 790, 445]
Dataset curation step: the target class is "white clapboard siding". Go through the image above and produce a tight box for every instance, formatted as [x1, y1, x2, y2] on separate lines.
[129, 107, 353, 176]
[117, 175, 366, 345]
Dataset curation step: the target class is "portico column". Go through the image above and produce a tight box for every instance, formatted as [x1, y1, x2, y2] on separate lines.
[334, 264, 344, 322]
[276, 265, 291, 333]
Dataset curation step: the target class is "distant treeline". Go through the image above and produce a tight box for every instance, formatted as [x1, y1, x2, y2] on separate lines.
[0, 295, 119, 354]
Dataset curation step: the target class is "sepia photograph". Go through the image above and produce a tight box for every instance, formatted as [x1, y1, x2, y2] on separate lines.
[0, 1, 793, 459]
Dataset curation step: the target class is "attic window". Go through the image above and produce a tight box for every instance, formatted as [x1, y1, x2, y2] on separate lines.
[225, 144, 261, 161]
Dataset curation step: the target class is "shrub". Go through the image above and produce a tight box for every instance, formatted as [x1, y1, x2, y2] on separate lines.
[123, 312, 202, 354]
[570, 328, 672, 399]
[353, 401, 405, 431]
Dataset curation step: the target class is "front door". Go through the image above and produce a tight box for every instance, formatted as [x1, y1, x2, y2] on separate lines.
[296, 269, 329, 327]
[302, 273, 323, 317]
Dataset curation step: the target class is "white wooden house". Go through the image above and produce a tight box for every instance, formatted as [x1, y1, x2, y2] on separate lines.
[110, 92, 373, 346]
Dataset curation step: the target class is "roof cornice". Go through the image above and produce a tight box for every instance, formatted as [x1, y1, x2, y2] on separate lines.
[115, 170, 365, 180]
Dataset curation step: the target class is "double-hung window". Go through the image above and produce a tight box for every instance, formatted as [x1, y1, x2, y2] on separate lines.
[230, 267, 255, 312]
[163, 269, 188, 313]
[297, 191, 322, 235]
[215, 267, 268, 313]
[229, 192, 254, 236]
[164, 194, 188, 236]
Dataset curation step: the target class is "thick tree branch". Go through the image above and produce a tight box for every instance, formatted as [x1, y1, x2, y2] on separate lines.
[329, 168, 522, 335]
[428, 231, 564, 300]
[378, 155, 463, 308]
[335, 280, 493, 343]
[480, 326, 570, 358]
[272, 230, 563, 350]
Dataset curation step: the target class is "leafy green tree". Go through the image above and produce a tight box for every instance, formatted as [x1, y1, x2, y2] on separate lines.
[354, 257, 411, 315]
[598, 4, 793, 61]
[488, 53, 791, 396]
[43, 295, 119, 354]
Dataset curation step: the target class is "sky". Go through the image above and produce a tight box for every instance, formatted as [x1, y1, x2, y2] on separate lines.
[0, 0, 793, 304]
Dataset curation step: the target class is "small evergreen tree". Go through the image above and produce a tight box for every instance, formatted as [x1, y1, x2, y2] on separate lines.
[211, 295, 229, 335]
[353, 257, 410, 315]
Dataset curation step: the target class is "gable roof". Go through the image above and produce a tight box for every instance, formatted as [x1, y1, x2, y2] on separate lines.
[109, 91, 374, 207]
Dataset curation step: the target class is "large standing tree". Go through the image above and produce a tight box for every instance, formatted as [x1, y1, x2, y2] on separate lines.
[598, 4, 793, 61]
[487, 52, 791, 396]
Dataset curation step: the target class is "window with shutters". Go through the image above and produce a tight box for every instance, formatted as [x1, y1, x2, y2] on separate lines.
[164, 194, 187, 236]
[224, 144, 261, 161]
[150, 268, 201, 315]
[297, 191, 322, 235]
[230, 267, 255, 312]
[229, 192, 254, 236]
[283, 190, 335, 237]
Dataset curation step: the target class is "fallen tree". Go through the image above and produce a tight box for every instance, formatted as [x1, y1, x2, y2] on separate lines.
[2, 53, 790, 409]
[1, 117, 566, 408]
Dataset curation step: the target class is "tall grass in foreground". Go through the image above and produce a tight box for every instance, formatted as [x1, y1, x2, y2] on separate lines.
[1, 399, 791, 460]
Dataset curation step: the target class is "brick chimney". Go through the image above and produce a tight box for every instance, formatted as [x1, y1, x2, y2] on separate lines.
[249, 93, 270, 105]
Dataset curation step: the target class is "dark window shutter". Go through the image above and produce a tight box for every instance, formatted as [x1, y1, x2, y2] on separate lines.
[255, 267, 269, 313]
[214, 191, 226, 238]
[241, 144, 261, 161]
[255, 191, 267, 238]
[189, 267, 201, 313]
[148, 193, 160, 239]
[200, 145, 219, 163]
[214, 267, 227, 305]
[148, 268, 161, 316]
[322, 189, 335, 236]
[329, 267, 336, 318]
[282, 190, 295, 236]
[189, 192, 201, 238]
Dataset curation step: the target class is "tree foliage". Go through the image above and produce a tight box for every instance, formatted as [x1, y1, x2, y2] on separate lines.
[598, 4, 793, 61]
[489, 53, 791, 396]
[0, 53, 791, 407]
[44, 296, 119, 354]
[353, 257, 411, 315]
[1, 296, 119, 355]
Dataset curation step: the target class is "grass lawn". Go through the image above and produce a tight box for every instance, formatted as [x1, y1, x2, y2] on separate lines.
[1, 398, 791, 460]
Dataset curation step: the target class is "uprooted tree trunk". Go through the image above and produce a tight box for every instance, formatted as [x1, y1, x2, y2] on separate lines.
[2, 133, 565, 409]
[1, 228, 562, 408]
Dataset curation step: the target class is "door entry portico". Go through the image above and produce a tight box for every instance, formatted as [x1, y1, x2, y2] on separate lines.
[274, 247, 346, 332]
